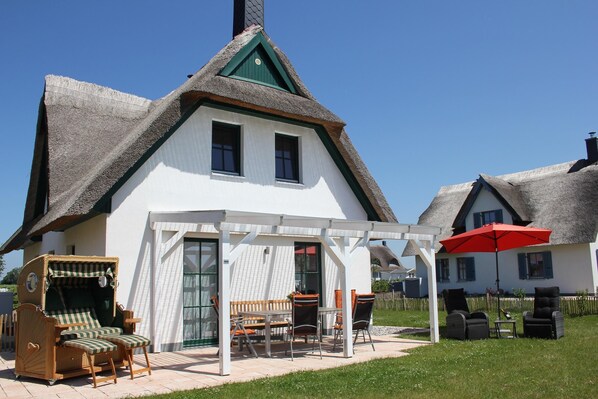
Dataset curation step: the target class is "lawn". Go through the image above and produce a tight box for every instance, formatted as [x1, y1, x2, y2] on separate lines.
[148, 311, 598, 399]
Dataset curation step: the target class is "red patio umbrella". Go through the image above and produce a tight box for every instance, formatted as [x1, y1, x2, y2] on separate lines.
[439, 223, 552, 319]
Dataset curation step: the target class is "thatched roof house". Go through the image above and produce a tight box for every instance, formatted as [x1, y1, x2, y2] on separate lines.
[1, 24, 396, 254]
[403, 135, 598, 295]
[404, 154, 598, 256]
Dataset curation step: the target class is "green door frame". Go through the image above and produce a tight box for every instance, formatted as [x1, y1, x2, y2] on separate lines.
[183, 238, 219, 347]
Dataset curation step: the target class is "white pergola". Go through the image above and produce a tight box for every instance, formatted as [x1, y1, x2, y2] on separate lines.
[149, 210, 440, 376]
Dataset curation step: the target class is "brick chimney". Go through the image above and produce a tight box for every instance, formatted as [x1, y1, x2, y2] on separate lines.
[586, 132, 598, 163]
[233, 0, 264, 38]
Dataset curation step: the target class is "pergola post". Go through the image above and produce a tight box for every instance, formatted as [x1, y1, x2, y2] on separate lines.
[320, 232, 353, 357]
[411, 239, 439, 343]
[218, 228, 232, 375]
[151, 226, 162, 352]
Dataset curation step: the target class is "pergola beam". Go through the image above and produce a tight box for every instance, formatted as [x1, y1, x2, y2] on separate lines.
[150, 210, 440, 374]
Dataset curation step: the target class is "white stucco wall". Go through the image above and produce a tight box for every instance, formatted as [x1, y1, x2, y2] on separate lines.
[428, 244, 596, 296]
[22, 215, 107, 263]
[102, 105, 372, 349]
[465, 187, 513, 230]
[154, 234, 370, 348]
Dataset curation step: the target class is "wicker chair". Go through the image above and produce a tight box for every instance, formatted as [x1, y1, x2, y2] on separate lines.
[523, 286, 564, 339]
[443, 289, 489, 340]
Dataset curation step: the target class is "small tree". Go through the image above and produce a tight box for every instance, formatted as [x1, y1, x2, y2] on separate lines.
[0, 255, 5, 280]
[513, 288, 526, 310]
[1, 267, 21, 285]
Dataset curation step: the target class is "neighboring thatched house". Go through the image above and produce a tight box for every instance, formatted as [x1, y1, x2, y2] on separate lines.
[403, 135, 598, 296]
[0, 1, 441, 359]
[369, 242, 414, 280]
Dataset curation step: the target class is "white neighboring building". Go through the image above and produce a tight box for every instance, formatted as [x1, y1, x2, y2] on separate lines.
[1, 3, 429, 353]
[404, 135, 598, 297]
[370, 242, 414, 281]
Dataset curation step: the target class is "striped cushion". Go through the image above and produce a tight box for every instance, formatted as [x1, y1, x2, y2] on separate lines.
[61, 327, 123, 340]
[47, 307, 102, 330]
[99, 334, 151, 349]
[63, 338, 117, 355]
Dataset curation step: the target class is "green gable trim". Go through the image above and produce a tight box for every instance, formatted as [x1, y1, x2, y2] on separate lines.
[220, 33, 297, 94]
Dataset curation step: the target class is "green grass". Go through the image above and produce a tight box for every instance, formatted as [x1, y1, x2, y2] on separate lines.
[148, 313, 598, 399]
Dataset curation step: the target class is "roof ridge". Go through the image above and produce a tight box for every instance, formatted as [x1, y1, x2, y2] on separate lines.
[496, 161, 575, 183]
[45, 75, 151, 108]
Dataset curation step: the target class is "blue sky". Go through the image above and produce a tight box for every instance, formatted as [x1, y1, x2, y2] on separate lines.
[0, 1, 596, 271]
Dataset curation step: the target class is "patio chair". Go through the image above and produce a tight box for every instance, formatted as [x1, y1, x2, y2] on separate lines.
[442, 289, 489, 340]
[523, 286, 564, 339]
[286, 294, 321, 361]
[211, 296, 258, 357]
[333, 293, 376, 352]
[333, 289, 356, 327]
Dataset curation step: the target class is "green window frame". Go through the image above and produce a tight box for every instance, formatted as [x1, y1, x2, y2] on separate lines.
[294, 242, 322, 303]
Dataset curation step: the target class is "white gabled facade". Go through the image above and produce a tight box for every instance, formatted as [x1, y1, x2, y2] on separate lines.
[27, 105, 376, 350]
[415, 185, 598, 296]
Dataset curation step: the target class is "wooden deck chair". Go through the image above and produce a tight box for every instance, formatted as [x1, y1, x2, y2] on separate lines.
[210, 296, 258, 357]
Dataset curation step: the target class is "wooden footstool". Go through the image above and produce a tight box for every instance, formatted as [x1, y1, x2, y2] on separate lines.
[62, 338, 118, 388]
[100, 334, 151, 379]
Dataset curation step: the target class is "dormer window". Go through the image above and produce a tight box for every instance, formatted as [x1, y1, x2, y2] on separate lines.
[473, 209, 503, 228]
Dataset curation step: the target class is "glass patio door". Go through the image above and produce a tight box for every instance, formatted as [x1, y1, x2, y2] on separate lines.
[183, 239, 218, 347]
[294, 242, 322, 303]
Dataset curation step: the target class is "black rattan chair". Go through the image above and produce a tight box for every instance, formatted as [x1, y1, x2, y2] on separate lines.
[523, 286, 564, 339]
[286, 294, 321, 360]
[442, 289, 489, 340]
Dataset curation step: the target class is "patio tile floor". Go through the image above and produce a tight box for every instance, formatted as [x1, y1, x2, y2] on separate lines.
[0, 335, 428, 398]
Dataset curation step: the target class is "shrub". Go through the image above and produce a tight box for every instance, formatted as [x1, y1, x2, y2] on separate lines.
[371, 280, 390, 293]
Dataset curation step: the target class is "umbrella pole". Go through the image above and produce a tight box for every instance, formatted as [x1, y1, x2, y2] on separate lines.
[495, 250, 501, 320]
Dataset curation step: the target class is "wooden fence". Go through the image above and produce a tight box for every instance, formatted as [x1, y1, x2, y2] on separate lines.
[374, 293, 598, 317]
[0, 311, 16, 352]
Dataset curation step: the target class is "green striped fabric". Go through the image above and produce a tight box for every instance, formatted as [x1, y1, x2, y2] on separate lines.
[47, 307, 102, 330]
[48, 262, 115, 279]
[63, 338, 117, 355]
[62, 327, 123, 340]
[99, 334, 151, 349]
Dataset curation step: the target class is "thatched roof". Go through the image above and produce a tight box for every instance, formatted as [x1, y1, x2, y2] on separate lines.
[1, 26, 396, 254]
[403, 161, 598, 256]
[369, 244, 411, 272]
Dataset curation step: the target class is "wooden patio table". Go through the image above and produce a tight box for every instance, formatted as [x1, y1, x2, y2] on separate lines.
[240, 307, 341, 357]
